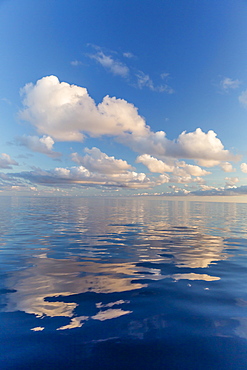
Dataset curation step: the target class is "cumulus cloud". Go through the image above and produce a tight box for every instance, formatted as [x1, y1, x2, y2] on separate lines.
[136, 154, 210, 177]
[156, 184, 247, 197]
[19, 76, 149, 141]
[175, 129, 236, 166]
[19, 76, 239, 167]
[9, 144, 211, 190]
[71, 147, 133, 174]
[10, 166, 169, 190]
[240, 162, 247, 173]
[16, 135, 61, 158]
[167, 185, 190, 195]
[136, 154, 174, 173]
[220, 77, 241, 91]
[169, 175, 205, 185]
[199, 185, 218, 192]
[176, 161, 211, 176]
[0, 153, 18, 169]
[219, 162, 235, 173]
[191, 185, 247, 196]
[128, 128, 237, 166]
[227, 186, 247, 194]
[6, 147, 170, 190]
[225, 176, 239, 187]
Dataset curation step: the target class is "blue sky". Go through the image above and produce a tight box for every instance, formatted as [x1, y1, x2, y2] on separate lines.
[1, 0, 247, 197]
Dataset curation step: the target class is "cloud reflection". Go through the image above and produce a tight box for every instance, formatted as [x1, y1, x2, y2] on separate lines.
[57, 316, 89, 331]
[1, 197, 240, 334]
[3, 257, 145, 322]
[169, 273, 220, 281]
[92, 308, 132, 321]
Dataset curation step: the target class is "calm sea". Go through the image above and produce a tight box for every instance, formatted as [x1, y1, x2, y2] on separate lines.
[1, 196, 247, 369]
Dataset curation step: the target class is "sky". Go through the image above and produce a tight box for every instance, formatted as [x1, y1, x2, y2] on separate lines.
[1, 0, 247, 197]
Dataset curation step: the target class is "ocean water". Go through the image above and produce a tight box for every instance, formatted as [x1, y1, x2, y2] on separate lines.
[1, 196, 247, 369]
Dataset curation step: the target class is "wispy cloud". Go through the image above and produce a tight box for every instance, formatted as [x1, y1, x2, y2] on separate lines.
[239, 90, 247, 107]
[123, 51, 135, 59]
[88, 49, 129, 78]
[1, 97, 12, 105]
[87, 45, 174, 93]
[135, 71, 174, 93]
[70, 60, 82, 67]
[160, 72, 170, 80]
[220, 77, 241, 92]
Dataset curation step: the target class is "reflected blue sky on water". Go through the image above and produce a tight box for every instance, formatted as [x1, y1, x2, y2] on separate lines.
[1, 197, 247, 368]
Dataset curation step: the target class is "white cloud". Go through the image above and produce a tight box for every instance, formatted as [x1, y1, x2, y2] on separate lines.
[191, 185, 247, 196]
[239, 90, 247, 107]
[135, 71, 154, 90]
[16, 135, 61, 158]
[220, 77, 241, 91]
[169, 174, 205, 184]
[241, 162, 247, 173]
[10, 164, 169, 190]
[227, 186, 247, 194]
[193, 177, 206, 185]
[0, 171, 36, 193]
[125, 128, 238, 166]
[219, 162, 235, 172]
[169, 175, 192, 184]
[168, 185, 190, 194]
[0, 153, 18, 169]
[176, 161, 211, 176]
[89, 50, 129, 78]
[135, 70, 174, 93]
[176, 129, 235, 166]
[199, 185, 217, 192]
[225, 177, 239, 187]
[123, 52, 135, 59]
[136, 155, 210, 177]
[155, 184, 247, 197]
[136, 154, 174, 173]
[88, 46, 173, 93]
[1, 98, 11, 105]
[71, 147, 133, 174]
[70, 60, 82, 66]
[160, 72, 170, 80]
[19, 76, 148, 141]
[20, 76, 239, 168]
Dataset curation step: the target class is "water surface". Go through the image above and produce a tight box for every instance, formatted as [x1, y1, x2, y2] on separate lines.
[1, 196, 247, 369]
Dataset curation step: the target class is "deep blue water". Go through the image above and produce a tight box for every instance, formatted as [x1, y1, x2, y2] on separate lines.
[1, 196, 247, 369]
